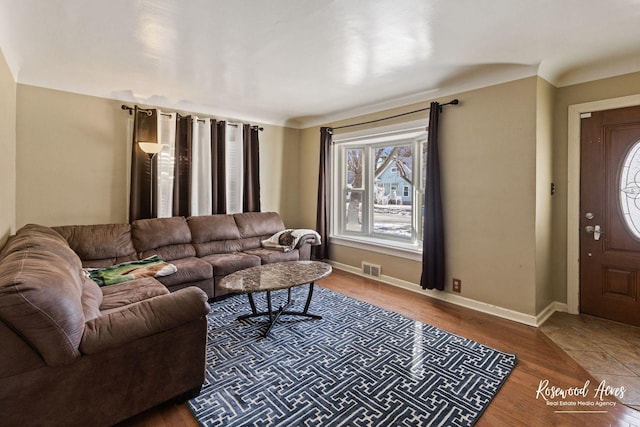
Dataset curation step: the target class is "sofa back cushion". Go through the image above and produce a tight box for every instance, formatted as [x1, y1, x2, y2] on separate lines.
[131, 217, 196, 261]
[187, 214, 243, 256]
[53, 224, 138, 268]
[234, 212, 286, 238]
[1, 225, 104, 323]
[231, 212, 286, 251]
[0, 225, 89, 367]
[0, 224, 82, 269]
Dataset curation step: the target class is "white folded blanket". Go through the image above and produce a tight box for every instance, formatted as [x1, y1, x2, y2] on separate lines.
[261, 229, 322, 252]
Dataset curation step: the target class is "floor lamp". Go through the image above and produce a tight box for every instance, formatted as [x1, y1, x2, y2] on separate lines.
[138, 142, 164, 218]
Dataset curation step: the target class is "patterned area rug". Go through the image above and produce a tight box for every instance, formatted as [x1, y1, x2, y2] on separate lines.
[188, 286, 517, 426]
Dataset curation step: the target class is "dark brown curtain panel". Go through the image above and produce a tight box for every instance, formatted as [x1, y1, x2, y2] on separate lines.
[129, 108, 158, 221]
[420, 102, 445, 290]
[314, 127, 332, 260]
[129, 109, 263, 218]
[212, 121, 227, 214]
[243, 124, 261, 212]
[173, 114, 193, 217]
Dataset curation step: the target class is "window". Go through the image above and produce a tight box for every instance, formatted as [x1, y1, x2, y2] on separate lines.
[620, 138, 640, 238]
[157, 112, 177, 218]
[332, 122, 427, 252]
[225, 123, 244, 214]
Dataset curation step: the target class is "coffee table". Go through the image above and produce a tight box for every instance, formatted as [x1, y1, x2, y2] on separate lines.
[219, 261, 332, 337]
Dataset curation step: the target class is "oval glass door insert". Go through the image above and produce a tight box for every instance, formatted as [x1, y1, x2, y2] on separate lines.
[620, 139, 640, 239]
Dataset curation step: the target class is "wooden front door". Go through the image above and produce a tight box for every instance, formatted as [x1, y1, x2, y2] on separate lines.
[580, 105, 640, 326]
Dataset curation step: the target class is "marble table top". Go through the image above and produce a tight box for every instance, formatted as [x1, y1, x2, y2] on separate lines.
[219, 261, 332, 293]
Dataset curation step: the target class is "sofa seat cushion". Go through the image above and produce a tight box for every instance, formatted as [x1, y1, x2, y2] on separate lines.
[243, 248, 300, 264]
[80, 287, 210, 355]
[202, 252, 261, 276]
[154, 257, 212, 287]
[100, 277, 169, 312]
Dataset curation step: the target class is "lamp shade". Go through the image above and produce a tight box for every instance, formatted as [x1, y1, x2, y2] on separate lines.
[138, 141, 163, 154]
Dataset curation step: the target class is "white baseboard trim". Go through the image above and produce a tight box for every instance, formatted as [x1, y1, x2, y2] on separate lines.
[536, 301, 568, 326]
[329, 261, 566, 328]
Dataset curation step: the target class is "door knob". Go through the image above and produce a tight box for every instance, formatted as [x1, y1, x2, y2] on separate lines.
[594, 225, 602, 240]
[585, 225, 602, 240]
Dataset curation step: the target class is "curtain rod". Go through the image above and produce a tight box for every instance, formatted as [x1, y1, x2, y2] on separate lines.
[329, 99, 459, 132]
[120, 104, 264, 131]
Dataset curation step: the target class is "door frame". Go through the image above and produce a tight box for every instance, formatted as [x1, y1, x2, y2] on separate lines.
[567, 94, 640, 314]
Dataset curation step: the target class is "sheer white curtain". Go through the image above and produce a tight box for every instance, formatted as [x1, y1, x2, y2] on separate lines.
[225, 123, 244, 214]
[156, 111, 176, 218]
[191, 117, 213, 215]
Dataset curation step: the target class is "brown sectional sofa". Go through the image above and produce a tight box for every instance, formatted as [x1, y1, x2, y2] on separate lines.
[0, 211, 316, 426]
[53, 211, 317, 299]
[0, 224, 211, 427]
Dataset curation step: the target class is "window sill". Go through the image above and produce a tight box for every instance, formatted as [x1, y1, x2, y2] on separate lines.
[329, 234, 423, 262]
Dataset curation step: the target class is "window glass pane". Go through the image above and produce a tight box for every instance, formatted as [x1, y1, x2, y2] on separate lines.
[345, 191, 363, 232]
[157, 113, 176, 218]
[620, 139, 640, 239]
[225, 124, 244, 214]
[421, 139, 427, 190]
[373, 144, 412, 239]
[346, 148, 363, 189]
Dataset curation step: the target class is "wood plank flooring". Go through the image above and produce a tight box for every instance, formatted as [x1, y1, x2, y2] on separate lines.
[119, 269, 640, 426]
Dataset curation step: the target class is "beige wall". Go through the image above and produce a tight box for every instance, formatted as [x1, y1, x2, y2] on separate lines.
[301, 77, 542, 315]
[17, 85, 130, 226]
[257, 124, 301, 227]
[0, 48, 16, 246]
[535, 77, 556, 313]
[551, 70, 640, 303]
[15, 85, 300, 228]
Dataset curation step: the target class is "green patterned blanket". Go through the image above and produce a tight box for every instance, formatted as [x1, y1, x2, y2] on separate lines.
[84, 255, 177, 287]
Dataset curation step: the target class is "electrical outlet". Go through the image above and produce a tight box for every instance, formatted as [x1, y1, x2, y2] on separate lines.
[452, 278, 462, 293]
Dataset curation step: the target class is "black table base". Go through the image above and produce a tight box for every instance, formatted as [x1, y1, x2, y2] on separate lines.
[238, 282, 321, 338]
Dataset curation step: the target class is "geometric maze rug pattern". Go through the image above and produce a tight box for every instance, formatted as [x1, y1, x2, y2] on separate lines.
[188, 286, 517, 426]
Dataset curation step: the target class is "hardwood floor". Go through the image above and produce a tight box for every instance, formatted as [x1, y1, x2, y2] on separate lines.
[120, 269, 640, 426]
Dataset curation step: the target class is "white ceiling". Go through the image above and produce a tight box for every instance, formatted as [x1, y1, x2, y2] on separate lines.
[2, 0, 640, 127]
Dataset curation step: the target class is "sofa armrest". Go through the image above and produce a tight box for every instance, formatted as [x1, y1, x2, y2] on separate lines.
[80, 287, 210, 354]
[295, 234, 320, 247]
[294, 233, 321, 261]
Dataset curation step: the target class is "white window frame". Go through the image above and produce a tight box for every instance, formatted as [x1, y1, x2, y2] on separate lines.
[330, 120, 427, 260]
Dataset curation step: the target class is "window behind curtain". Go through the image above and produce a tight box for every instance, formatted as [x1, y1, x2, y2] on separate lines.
[191, 117, 213, 216]
[157, 112, 176, 218]
[225, 123, 244, 214]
